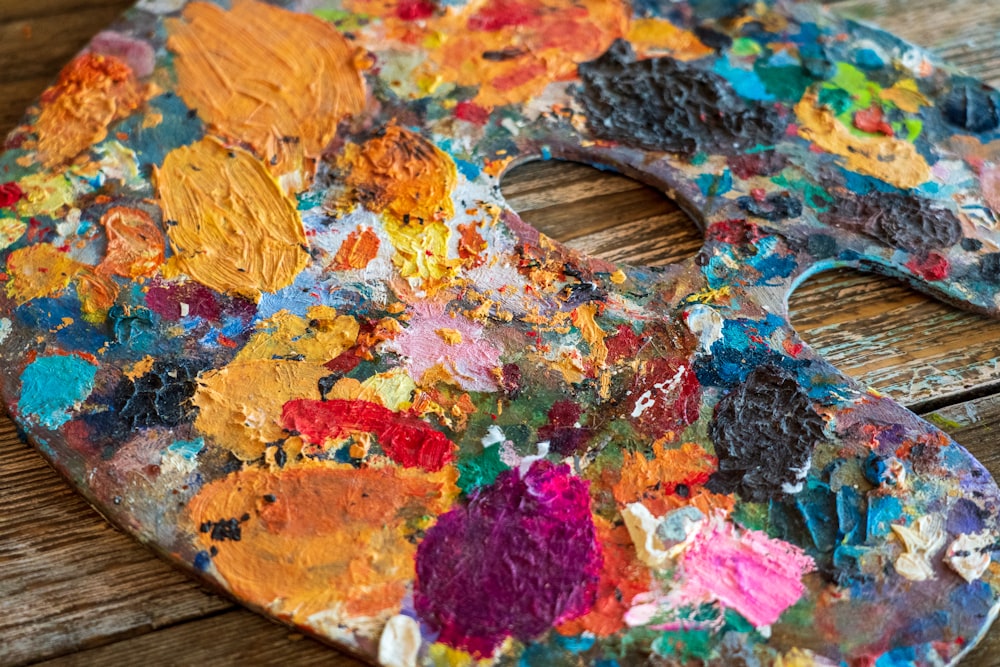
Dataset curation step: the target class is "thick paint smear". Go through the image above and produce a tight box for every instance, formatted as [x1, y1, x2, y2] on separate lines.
[34, 53, 145, 167]
[166, 0, 365, 184]
[156, 137, 309, 299]
[577, 40, 788, 156]
[187, 462, 457, 623]
[414, 462, 600, 656]
[3, 1, 1000, 664]
[708, 365, 826, 502]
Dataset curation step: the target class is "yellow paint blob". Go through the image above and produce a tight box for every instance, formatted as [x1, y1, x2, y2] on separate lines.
[627, 18, 714, 60]
[166, 0, 366, 185]
[235, 307, 359, 364]
[5, 243, 83, 303]
[156, 137, 309, 300]
[795, 92, 930, 189]
[193, 359, 330, 461]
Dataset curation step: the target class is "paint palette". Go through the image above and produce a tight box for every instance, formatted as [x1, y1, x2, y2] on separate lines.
[3, 0, 1000, 664]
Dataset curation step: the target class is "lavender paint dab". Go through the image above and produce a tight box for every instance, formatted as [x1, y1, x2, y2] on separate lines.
[2, 0, 1000, 664]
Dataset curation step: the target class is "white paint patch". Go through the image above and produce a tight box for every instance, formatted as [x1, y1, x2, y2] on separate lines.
[685, 304, 724, 353]
[378, 614, 421, 667]
[622, 502, 672, 569]
[481, 424, 506, 448]
[519, 440, 550, 475]
[892, 514, 946, 582]
[945, 531, 994, 583]
[0, 317, 11, 345]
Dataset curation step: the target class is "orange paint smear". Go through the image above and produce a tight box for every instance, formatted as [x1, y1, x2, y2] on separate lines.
[613, 441, 734, 517]
[456, 222, 486, 268]
[98, 206, 164, 279]
[167, 0, 366, 186]
[627, 18, 714, 60]
[187, 462, 457, 621]
[156, 137, 309, 299]
[343, 124, 458, 283]
[349, 0, 627, 107]
[35, 53, 145, 168]
[333, 227, 381, 271]
[557, 517, 651, 637]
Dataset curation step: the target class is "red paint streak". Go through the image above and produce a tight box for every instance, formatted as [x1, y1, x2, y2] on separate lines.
[324, 350, 361, 375]
[853, 105, 894, 136]
[454, 100, 491, 125]
[468, 0, 536, 31]
[0, 182, 24, 209]
[707, 219, 760, 245]
[606, 324, 642, 364]
[395, 0, 435, 20]
[282, 398, 455, 471]
[492, 61, 547, 92]
[905, 252, 949, 281]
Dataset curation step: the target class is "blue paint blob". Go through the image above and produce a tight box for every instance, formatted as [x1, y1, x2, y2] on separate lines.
[713, 57, 774, 101]
[19, 354, 99, 428]
[696, 169, 733, 197]
[193, 550, 212, 571]
[168, 437, 206, 461]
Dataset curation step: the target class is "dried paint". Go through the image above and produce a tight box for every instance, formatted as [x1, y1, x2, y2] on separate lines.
[18, 354, 98, 428]
[166, 0, 365, 183]
[187, 462, 456, 624]
[157, 137, 309, 299]
[414, 462, 600, 656]
[34, 53, 145, 167]
[3, 1, 1000, 665]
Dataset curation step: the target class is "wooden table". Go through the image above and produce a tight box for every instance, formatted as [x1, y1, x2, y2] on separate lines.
[3, 1, 1000, 664]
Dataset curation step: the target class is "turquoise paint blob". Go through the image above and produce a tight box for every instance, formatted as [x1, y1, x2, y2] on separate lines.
[18, 354, 98, 429]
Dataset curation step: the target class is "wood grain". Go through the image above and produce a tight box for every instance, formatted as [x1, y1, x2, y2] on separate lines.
[2, 0, 1000, 665]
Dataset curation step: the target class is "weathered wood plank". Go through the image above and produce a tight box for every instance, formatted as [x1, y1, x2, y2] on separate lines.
[0, 421, 232, 666]
[0, 0, 132, 24]
[0, 4, 130, 87]
[36, 609, 361, 667]
[3, 0, 1000, 664]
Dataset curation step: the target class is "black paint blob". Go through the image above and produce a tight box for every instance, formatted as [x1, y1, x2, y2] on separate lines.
[737, 193, 803, 221]
[978, 252, 1000, 284]
[707, 364, 826, 502]
[820, 191, 962, 253]
[941, 79, 1000, 133]
[118, 360, 201, 429]
[576, 40, 787, 157]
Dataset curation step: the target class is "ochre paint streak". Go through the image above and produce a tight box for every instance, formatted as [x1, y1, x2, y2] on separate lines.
[98, 207, 164, 279]
[35, 53, 145, 167]
[5, 244, 83, 303]
[282, 398, 456, 472]
[613, 441, 733, 517]
[166, 0, 365, 185]
[333, 227, 381, 271]
[795, 92, 930, 189]
[557, 517, 650, 637]
[626, 18, 714, 60]
[187, 462, 456, 621]
[235, 307, 359, 364]
[156, 137, 309, 299]
[193, 360, 330, 461]
[343, 124, 458, 283]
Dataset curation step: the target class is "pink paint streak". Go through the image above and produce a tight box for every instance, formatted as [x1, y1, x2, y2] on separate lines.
[678, 514, 814, 627]
[389, 303, 501, 392]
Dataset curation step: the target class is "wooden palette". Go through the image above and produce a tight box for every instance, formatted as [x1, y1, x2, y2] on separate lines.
[3, 0, 1000, 664]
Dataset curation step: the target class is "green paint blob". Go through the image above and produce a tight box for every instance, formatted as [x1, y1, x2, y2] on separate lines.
[18, 355, 98, 428]
[755, 64, 812, 103]
[457, 444, 509, 494]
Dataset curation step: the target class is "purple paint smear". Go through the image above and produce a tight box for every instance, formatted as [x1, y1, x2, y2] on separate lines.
[414, 461, 601, 657]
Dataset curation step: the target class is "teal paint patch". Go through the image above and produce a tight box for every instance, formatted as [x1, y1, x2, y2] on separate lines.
[168, 437, 206, 460]
[457, 444, 509, 494]
[18, 355, 98, 429]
